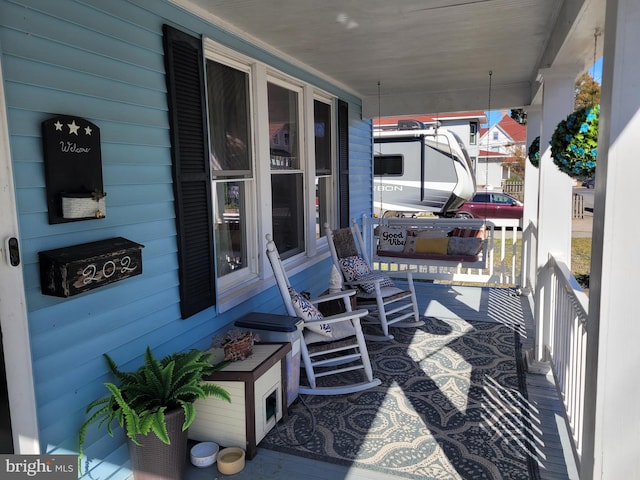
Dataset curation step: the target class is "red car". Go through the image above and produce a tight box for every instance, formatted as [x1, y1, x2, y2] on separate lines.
[452, 191, 523, 219]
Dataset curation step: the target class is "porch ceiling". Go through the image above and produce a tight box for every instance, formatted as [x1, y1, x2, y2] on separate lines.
[176, 0, 605, 117]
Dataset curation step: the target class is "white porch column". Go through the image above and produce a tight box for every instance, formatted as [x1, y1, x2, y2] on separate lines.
[522, 106, 540, 292]
[532, 68, 576, 364]
[584, 1, 640, 478]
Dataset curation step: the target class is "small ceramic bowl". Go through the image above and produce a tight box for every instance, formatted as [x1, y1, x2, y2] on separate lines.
[216, 447, 246, 475]
[190, 441, 219, 468]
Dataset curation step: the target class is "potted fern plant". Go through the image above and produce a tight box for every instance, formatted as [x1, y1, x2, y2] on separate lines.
[79, 347, 231, 480]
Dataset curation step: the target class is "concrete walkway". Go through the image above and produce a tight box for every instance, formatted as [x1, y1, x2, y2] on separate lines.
[572, 210, 593, 238]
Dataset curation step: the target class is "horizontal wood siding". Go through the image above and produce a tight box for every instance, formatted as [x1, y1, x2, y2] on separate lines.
[348, 106, 374, 226]
[0, 0, 369, 477]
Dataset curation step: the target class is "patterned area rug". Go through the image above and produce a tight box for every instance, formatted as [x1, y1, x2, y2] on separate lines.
[261, 317, 539, 479]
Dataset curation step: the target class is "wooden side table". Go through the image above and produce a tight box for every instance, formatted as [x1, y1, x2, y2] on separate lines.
[189, 342, 291, 459]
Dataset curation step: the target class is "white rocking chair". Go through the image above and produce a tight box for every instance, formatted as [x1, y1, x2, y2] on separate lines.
[325, 220, 423, 341]
[265, 234, 381, 395]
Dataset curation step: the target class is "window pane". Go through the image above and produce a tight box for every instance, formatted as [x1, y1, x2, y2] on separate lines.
[206, 59, 252, 175]
[268, 83, 299, 170]
[271, 174, 304, 258]
[316, 177, 331, 239]
[470, 122, 478, 145]
[314, 99, 333, 239]
[214, 181, 248, 277]
[314, 100, 331, 175]
[269, 82, 303, 258]
[374, 155, 403, 176]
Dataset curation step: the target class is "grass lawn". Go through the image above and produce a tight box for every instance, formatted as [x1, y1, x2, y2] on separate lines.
[571, 237, 592, 289]
[491, 237, 592, 286]
[571, 238, 592, 276]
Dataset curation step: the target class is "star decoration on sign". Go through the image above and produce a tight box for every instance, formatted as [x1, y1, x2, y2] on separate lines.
[68, 120, 80, 135]
[48, 117, 97, 138]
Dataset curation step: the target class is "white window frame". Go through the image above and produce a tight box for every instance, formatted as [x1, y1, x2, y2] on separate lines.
[203, 41, 260, 306]
[266, 74, 306, 260]
[203, 38, 337, 311]
[308, 92, 336, 252]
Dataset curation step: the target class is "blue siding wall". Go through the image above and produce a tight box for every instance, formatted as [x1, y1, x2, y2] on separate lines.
[0, 0, 372, 477]
[348, 106, 374, 225]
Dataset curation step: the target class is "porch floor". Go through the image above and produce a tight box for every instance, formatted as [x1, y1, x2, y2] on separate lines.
[184, 283, 578, 480]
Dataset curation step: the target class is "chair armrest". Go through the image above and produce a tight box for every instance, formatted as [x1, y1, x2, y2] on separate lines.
[304, 309, 368, 326]
[310, 289, 357, 305]
[344, 271, 414, 286]
[343, 278, 382, 287]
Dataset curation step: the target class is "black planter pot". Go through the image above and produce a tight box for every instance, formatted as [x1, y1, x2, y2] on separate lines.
[126, 408, 188, 480]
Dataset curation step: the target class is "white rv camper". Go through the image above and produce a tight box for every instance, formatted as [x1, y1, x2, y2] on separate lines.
[373, 120, 476, 216]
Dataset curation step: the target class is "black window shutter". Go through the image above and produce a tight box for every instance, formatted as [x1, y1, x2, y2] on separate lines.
[162, 24, 216, 319]
[337, 100, 350, 228]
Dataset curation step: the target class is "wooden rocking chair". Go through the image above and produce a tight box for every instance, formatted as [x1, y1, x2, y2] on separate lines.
[265, 234, 381, 395]
[325, 221, 423, 340]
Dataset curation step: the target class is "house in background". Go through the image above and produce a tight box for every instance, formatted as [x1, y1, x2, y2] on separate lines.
[477, 113, 527, 188]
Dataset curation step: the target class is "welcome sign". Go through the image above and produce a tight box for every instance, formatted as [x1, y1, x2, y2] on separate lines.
[41, 115, 104, 224]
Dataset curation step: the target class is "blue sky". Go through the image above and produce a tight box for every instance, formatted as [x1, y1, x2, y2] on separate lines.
[483, 57, 603, 127]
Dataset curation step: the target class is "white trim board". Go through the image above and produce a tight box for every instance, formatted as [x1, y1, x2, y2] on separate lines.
[0, 49, 40, 454]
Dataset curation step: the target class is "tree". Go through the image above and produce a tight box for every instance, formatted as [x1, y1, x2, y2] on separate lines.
[510, 108, 527, 125]
[574, 72, 600, 110]
[504, 144, 526, 180]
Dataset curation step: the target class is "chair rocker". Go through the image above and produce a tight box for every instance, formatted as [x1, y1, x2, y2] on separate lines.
[325, 221, 423, 341]
[265, 234, 381, 396]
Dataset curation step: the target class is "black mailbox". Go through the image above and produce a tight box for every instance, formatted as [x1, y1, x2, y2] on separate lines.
[39, 237, 144, 297]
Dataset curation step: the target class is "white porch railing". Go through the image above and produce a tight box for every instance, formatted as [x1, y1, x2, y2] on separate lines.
[362, 215, 521, 287]
[521, 218, 538, 294]
[540, 254, 591, 473]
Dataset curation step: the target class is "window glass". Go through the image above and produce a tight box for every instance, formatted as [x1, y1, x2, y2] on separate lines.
[206, 60, 251, 176]
[470, 122, 478, 145]
[214, 181, 248, 276]
[315, 177, 331, 239]
[271, 173, 304, 257]
[268, 83, 299, 170]
[314, 99, 333, 239]
[269, 82, 303, 258]
[374, 155, 403, 176]
[473, 193, 491, 202]
[314, 100, 331, 175]
[206, 58, 253, 279]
